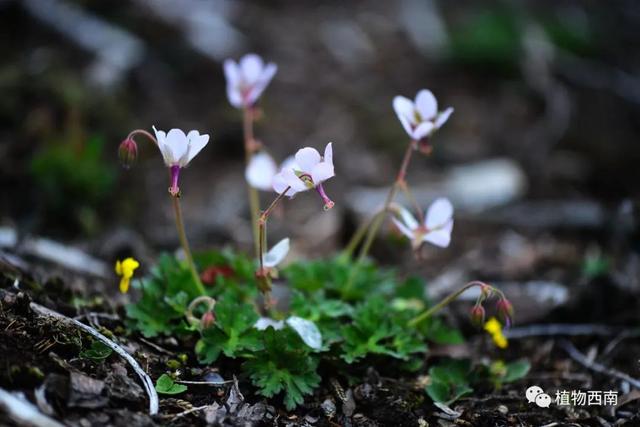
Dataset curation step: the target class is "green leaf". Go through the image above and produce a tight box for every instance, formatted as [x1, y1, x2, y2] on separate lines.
[155, 374, 187, 395]
[196, 293, 261, 363]
[79, 341, 113, 361]
[341, 297, 426, 363]
[243, 328, 321, 410]
[125, 254, 201, 338]
[503, 360, 531, 383]
[426, 359, 474, 405]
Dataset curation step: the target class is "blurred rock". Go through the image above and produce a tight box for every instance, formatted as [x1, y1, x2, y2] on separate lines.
[487, 199, 606, 229]
[22, 0, 145, 86]
[347, 158, 527, 216]
[399, 0, 447, 56]
[320, 20, 376, 67]
[134, 0, 243, 61]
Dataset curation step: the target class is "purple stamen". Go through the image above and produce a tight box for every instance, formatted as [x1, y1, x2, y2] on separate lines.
[169, 165, 181, 197]
[316, 183, 334, 211]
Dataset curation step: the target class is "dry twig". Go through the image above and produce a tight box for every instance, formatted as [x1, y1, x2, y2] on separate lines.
[29, 302, 159, 415]
[559, 339, 640, 389]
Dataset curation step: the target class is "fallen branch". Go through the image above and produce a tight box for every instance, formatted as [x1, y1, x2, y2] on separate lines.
[559, 339, 640, 389]
[30, 302, 159, 415]
[0, 387, 65, 427]
[175, 379, 233, 386]
[504, 324, 616, 339]
[170, 404, 210, 421]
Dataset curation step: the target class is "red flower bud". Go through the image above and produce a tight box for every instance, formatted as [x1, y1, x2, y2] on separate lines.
[118, 138, 138, 169]
[469, 304, 486, 329]
[200, 311, 215, 329]
[496, 298, 514, 328]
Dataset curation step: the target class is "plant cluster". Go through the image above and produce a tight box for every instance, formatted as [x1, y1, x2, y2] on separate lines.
[116, 53, 522, 409]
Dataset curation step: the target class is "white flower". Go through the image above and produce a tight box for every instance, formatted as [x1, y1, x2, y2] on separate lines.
[245, 152, 277, 191]
[262, 238, 290, 269]
[393, 89, 453, 140]
[272, 143, 335, 209]
[245, 152, 297, 191]
[152, 126, 210, 168]
[224, 53, 277, 109]
[392, 198, 454, 249]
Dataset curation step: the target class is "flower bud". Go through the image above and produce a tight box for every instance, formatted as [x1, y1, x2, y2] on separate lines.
[118, 138, 138, 169]
[200, 311, 215, 329]
[469, 304, 486, 329]
[496, 298, 514, 328]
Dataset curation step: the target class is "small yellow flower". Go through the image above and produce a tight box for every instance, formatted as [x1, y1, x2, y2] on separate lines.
[115, 257, 140, 293]
[484, 317, 508, 349]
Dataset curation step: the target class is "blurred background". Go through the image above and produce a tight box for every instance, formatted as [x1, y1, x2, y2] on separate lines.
[1, 0, 639, 323]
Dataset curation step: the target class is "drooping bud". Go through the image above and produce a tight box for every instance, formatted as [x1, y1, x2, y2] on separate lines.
[469, 304, 486, 329]
[118, 138, 138, 169]
[496, 298, 514, 328]
[200, 311, 215, 329]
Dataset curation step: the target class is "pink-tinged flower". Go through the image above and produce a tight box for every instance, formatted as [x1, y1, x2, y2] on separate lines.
[224, 53, 277, 109]
[391, 198, 454, 250]
[393, 89, 453, 141]
[272, 143, 335, 210]
[152, 126, 210, 196]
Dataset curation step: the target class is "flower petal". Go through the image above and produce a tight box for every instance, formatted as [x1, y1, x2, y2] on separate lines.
[282, 168, 308, 192]
[392, 216, 415, 240]
[240, 53, 264, 84]
[185, 130, 209, 164]
[272, 172, 297, 197]
[423, 219, 453, 248]
[223, 60, 242, 108]
[286, 316, 322, 350]
[323, 142, 333, 166]
[263, 238, 290, 268]
[415, 89, 438, 120]
[311, 161, 334, 184]
[153, 127, 172, 165]
[164, 129, 189, 165]
[295, 147, 321, 172]
[425, 197, 454, 230]
[412, 121, 434, 140]
[246, 62, 277, 105]
[280, 155, 298, 172]
[254, 317, 284, 330]
[246, 152, 278, 191]
[393, 96, 414, 121]
[435, 107, 454, 129]
[396, 205, 419, 230]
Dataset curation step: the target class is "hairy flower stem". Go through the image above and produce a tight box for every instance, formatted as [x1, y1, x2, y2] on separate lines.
[257, 188, 290, 273]
[123, 129, 205, 295]
[357, 139, 417, 262]
[342, 140, 416, 297]
[407, 281, 506, 327]
[172, 197, 206, 296]
[243, 108, 262, 260]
